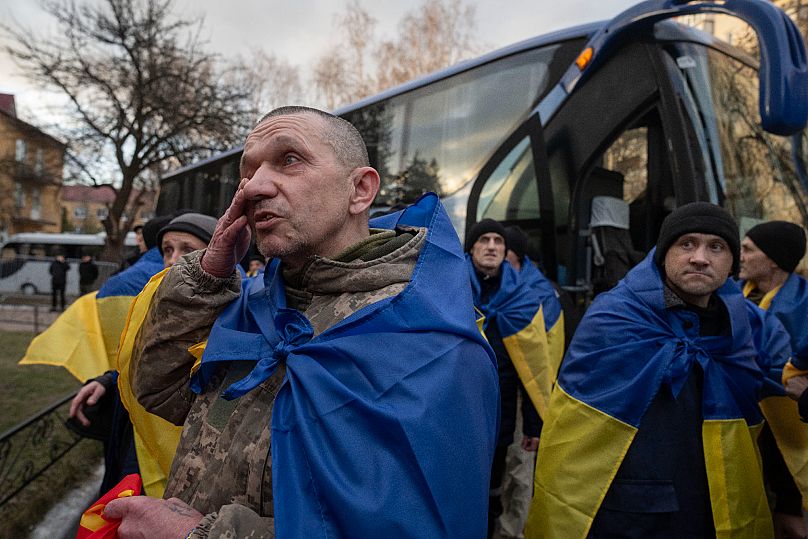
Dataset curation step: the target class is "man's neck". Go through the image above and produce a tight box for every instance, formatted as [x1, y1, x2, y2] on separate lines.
[750, 268, 789, 294]
[475, 266, 500, 279]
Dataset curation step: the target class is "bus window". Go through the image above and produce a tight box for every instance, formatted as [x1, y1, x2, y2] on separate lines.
[2, 244, 19, 259]
[599, 111, 672, 253]
[476, 137, 537, 222]
[344, 42, 582, 209]
[603, 127, 647, 206]
[30, 244, 47, 258]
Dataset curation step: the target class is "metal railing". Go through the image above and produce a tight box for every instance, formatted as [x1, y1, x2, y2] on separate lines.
[0, 295, 54, 335]
[0, 391, 82, 508]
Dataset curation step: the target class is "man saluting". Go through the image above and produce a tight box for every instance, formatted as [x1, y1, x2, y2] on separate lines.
[107, 106, 500, 538]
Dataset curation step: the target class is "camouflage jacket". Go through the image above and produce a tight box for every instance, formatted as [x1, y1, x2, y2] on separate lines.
[131, 228, 424, 538]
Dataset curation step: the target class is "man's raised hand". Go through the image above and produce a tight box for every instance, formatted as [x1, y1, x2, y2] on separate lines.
[201, 178, 253, 278]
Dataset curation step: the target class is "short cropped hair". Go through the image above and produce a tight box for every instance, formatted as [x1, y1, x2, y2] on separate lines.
[256, 106, 370, 171]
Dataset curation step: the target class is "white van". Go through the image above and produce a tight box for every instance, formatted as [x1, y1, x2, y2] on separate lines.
[0, 232, 139, 296]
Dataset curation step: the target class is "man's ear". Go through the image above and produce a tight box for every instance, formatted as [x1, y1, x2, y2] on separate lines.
[348, 167, 381, 216]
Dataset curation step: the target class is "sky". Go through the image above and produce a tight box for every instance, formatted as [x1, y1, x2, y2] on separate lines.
[0, 0, 640, 126]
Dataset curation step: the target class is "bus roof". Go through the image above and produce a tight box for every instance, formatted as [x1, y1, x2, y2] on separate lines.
[3, 232, 137, 246]
[160, 17, 743, 182]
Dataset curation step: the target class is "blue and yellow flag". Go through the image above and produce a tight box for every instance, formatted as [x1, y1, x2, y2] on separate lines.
[743, 275, 808, 510]
[517, 257, 565, 378]
[19, 291, 109, 381]
[467, 257, 553, 419]
[527, 251, 774, 539]
[196, 193, 500, 538]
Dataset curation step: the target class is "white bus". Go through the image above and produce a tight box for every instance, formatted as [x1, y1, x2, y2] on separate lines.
[0, 232, 139, 297]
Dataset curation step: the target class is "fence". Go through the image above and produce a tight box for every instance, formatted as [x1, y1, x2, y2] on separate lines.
[0, 391, 82, 508]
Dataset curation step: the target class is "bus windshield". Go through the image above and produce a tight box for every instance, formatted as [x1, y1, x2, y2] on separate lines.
[670, 41, 808, 230]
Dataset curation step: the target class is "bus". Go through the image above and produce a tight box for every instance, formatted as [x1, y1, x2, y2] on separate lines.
[0, 232, 139, 297]
[156, 0, 808, 305]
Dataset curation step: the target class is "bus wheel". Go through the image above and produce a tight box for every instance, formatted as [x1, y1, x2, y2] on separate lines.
[21, 283, 37, 295]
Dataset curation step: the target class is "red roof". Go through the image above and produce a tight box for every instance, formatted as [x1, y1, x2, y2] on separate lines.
[61, 184, 157, 206]
[0, 94, 16, 117]
[62, 184, 116, 203]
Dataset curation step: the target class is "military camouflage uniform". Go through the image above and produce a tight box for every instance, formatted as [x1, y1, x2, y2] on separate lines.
[131, 228, 423, 538]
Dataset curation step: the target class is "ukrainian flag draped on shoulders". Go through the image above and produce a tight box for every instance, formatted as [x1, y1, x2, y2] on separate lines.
[467, 257, 553, 418]
[20, 247, 164, 380]
[527, 250, 775, 539]
[742, 273, 808, 510]
[195, 193, 500, 538]
[517, 256, 565, 378]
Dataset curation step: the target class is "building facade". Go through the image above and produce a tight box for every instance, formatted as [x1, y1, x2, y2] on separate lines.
[0, 94, 64, 238]
[61, 184, 156, 234]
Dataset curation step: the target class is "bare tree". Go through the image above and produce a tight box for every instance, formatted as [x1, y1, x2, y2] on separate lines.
[312, 0, 480, 109]
[375, 0, 480, 91]
[2, 0, 256, 261]
[312, 0, 377, 109]
[239, 50, 305, 116]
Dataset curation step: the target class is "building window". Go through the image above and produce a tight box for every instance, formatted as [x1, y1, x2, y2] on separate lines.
[74, 206, 87, 219]
[13, 182, 24, 208]
[34, 149, 44, 174]
[96, 207, 108, 220]
[30, 188, 41, 220]
[15, 139, 26, 162]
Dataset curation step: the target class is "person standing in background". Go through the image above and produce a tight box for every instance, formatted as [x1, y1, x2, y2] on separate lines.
[49, 253, 69, 311]
[79, 254, 100, 295]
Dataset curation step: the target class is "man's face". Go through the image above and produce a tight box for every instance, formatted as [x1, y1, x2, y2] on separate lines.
[161, 231, 207, 267]
[663, 232, 734, 307]
[248, 260, 264, 273]
[135, 228, 147, 253]
[471, 233, 506, 275]
[739, 236, 777, 282]
[239, 113, 355, 267]
[505, 250, 522, 271]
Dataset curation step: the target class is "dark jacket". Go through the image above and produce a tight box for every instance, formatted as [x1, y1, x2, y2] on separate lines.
[79, 260, 99, 286]
[49, 259, 69, 286]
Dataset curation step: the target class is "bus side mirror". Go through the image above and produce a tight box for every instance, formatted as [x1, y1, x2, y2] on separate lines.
[549, 0, 808, 136]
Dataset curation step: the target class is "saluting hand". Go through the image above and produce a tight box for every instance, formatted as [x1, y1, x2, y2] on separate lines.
[201, 178, 253, 278]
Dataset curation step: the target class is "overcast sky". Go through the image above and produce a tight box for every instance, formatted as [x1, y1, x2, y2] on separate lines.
[0, 0, 639, 125]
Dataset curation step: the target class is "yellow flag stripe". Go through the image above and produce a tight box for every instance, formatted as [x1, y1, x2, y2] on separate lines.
[502, 306, 552, 419]
[760, 396, 808, 510]
[526, 385, 636, 539]
[116, 269, 181, 498]
[703, 419, 772, 539]
[19, 292, 108, 382]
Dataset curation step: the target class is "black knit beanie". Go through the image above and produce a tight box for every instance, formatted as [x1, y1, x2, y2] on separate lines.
[465, 219, 508, 252]
[654, 202, 740, 274]
[141, 215, 173, 250]
[746, 221, 806, 273]
[505, 226, 528, 261]
[157, 213, 219, 255]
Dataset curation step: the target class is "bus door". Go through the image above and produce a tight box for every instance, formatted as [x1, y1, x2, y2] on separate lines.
[469, 39, 677, 300]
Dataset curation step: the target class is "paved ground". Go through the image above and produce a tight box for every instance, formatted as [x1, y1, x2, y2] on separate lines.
[28, 463, 104, 539]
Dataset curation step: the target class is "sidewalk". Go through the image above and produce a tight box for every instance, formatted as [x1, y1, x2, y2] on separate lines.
[0, 300, 62, 333]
